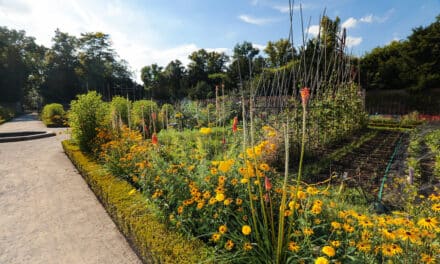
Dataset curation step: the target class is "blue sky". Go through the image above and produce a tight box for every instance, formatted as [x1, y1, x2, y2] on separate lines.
[1, 0, 439, 82]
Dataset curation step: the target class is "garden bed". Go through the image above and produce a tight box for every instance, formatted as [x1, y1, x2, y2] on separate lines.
[62, 140, 213, 264]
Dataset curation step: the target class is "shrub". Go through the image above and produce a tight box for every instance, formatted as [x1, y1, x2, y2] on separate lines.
[0, 106, 14, 124]
[110, 96, 131, 127]
[41, 103, 67, 127]
[68, 91, 109, 152]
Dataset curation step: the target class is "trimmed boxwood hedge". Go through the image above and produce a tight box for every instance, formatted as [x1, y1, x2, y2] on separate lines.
[62, 140, 213, 264]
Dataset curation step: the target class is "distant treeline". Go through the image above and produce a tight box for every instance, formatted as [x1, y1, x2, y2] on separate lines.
[360, 15, 440, 91]
[1, 14, 439, 109]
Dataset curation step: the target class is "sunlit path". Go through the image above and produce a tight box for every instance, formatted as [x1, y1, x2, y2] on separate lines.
[0, 114, 141, 264]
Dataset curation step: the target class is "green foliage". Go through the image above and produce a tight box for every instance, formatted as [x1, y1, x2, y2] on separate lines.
[41, 103, 67, 127]
[68, 91, 109, 152]
[361, 15, 440, 91]
[62, 140, 213, 264]
[0, 105, 15, 124]
[110, 96, 131, 126]
[131, 99, 159, 134]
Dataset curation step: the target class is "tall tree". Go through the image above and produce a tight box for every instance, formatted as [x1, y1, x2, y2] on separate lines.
[41, 29, 81, 103]
[264, 38, 295, 68]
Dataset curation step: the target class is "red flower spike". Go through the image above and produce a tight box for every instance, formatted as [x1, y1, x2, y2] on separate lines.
[232, 116, 238, 133]
[300, 87, 310, 107]
[151, 112, 157, 121]
[152, 133, 158, 145]
[265, 193, 270, 203]
[264, 176, 272, 191]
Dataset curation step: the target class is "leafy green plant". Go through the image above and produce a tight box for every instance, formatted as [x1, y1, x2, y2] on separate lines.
[68, 91, 109, 152]
[110, 96, 131, 127]
[41, 103, 67, 127]
[0, 105, 15, 124]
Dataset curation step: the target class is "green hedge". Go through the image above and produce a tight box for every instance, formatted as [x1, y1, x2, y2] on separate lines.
[62, 140, 213, 263]
[41, 103, 67, 127]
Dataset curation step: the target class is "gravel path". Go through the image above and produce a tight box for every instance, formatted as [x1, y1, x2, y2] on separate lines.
[0, 114, 141, 264]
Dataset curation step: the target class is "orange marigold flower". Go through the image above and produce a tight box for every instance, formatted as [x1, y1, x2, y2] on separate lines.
[219, 225, 228, 234]
[314, 257, 329, 264]
[242, 225, 252, 235]
[288, 241, 300, 252]
[225, 239, 234, 250]
[243, 242, 253, 251]
[321, 246, 335, 257]
[211, 232, 221, 242]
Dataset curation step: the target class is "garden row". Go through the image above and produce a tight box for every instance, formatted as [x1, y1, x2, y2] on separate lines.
[62, 88, 440, 263]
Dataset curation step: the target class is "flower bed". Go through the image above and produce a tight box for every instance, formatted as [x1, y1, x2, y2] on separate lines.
[62, 140, 213, 264]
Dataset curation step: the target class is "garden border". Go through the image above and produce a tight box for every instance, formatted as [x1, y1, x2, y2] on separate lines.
[62, 140, 213, 264]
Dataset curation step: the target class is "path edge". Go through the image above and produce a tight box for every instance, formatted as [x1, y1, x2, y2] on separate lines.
[62, 140, 213, 264]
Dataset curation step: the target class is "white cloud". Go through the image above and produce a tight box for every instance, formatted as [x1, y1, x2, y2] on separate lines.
[342, 17, 358, 29]
[346, 36, 362, 47]
[360, 14, 373, 23]
[307, 25, 320, 37]
[0, 0, 229, 83]
[238, 14, 272, 25]
[272, 3, 311, 13]
[252, 43, 266, 51]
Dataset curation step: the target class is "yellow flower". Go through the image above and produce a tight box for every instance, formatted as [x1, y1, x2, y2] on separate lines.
[421, 253, 436, 264]
[259, 163, 270, 171]
[303, 227, 314, 236]
[128, 189, 136, 195]
[331, 221, 342, 230]
[203, 191, 211, 199]
[381, 243, 402, 257]
[211, 233, 221, 242]
[314, 256, 329, 264]
[288, 241, 300, 252]
[200, 127, 212, 135]
[321, 246, 335, 257]
[343, 223, 354, 233]
[397, 228, 419, 243]
[225, 240, 234, 250]
[240, 178, 249, 184]
[208, 197, 217, 205]
[331, 240, 341, 248]
[210, 168, 218, 175]
[215, 193, 225, 202]
[224, 198, 233, 206]
[306, 186, 319, 195]
[381, 228, 396, 240]
[243, 242, 253, 251]
[431, 203, 440, 212]
[418, 217, 439, 230]
[196, 201, 204, 210]
[356, 241, 371, 252]
[219, 225, 228, 234]
[311, 204, 322, 214]
[236, 198, 243, 205]
[218, 159, 234, 173]
[177, 206, 184, 214]
[242, 225, 252, 235]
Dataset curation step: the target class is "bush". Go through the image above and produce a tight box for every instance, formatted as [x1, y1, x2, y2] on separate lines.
[41, 103, 67, 127]
[68, 91, 109, 152]
[110, 96, 131, 127]
[0, 106, 14, 124]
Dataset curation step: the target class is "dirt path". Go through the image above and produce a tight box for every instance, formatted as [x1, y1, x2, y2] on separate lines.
[0, 114, 141, 264]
